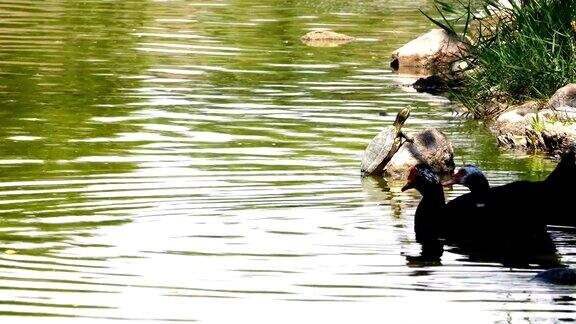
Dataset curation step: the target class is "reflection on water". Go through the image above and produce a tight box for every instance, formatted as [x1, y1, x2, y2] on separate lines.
[0, 0, 574, 323]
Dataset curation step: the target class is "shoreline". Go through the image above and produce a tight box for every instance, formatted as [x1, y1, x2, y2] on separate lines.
[393, 27, 576, 157]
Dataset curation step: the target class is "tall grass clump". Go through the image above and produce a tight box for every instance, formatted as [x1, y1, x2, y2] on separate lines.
[423, 0, 576, 119]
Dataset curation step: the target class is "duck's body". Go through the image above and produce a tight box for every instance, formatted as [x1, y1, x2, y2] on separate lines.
[444, 150, 576, 227]
[402, 164, 558, 267]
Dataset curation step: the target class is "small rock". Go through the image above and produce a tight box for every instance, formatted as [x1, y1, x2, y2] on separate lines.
[391, 29, 468, 72]
[384, 128, 455, 179]
[301, 30, 355, 47]
[544, 83, 576, 110]
[450, 60, 470, 73]
[536, 109, 556, 119]
[534, 267, 576, 285]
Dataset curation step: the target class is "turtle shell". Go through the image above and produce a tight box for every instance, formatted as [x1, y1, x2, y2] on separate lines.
[361, 126, 397, 175]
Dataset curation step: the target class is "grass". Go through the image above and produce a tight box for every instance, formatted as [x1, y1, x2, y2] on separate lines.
[423, 0, 576, 119]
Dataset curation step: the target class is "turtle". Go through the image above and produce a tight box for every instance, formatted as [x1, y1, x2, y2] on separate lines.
[361, 107, 412, 176]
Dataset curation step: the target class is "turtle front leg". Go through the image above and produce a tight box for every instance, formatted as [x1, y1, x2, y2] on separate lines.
[399, 132, 413, 143]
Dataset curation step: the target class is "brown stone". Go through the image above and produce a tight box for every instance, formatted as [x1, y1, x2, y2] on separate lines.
[544, 84, 576, 110]
[301, 30, 355, 47]
[384, 128, 455, 179]
[390, 29, 468, 71]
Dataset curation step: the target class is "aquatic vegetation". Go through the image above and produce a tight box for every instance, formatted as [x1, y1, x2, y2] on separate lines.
[423, 0, 576, 119]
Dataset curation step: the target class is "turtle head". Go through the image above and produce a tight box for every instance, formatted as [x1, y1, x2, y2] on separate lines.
[393, 107, 411, 131]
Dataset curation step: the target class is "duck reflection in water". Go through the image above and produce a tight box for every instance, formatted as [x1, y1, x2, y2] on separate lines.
[401, 164, 560, 268]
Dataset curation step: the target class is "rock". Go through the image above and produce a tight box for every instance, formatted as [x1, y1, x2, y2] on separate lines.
[450, 60, 470, 73]
[490, 106, 574, 153]
[487, 86, 576, 155]
[526, 123, 576, 154]
[534, 267, 576, 285]
[384, 128, 455, 179]
[391, 29, 468, 72]
[544, 84, 576, 110]
[301, 30, 355, 47]
[413, 75, 448, 95]
[511, 101, 541, 115]
[492, 105, 576, 153]
[491, 101, 540, 137]
[552, 105, 576, 120]
[393, 65, 434, 77]
[499, 110, 527, 124]
[497, 133, 528, 149]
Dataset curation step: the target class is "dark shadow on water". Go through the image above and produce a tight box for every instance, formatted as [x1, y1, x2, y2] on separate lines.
[407, 228, 563, 269]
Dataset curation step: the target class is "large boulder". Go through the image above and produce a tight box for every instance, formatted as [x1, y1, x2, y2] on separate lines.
[384, 128, 455, 179]
[391, 29, 468, 72]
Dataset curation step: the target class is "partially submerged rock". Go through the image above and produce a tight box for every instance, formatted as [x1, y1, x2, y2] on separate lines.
[489, 85, 576, 154]
[384, 128, 455, 179]
[301, 30, 355, 47]
[491, 99, 576, 154]
[391, 29, 468, 72]
[525, 122, 576, 154]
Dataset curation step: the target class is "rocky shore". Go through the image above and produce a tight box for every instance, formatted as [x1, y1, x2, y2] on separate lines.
[391, 28, 576, 156]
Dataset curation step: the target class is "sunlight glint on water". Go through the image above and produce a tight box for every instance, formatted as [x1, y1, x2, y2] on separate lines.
[0, 0, 574, 323]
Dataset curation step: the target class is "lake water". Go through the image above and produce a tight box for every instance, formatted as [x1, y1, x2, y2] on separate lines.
[0, 0, 574, 323]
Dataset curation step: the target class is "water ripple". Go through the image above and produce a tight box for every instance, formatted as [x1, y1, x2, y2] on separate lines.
[0, 0, 572, 323]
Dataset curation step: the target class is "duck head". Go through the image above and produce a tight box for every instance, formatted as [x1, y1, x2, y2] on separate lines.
[401, 164, 440, 193]
[442, 165, 489, 192]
